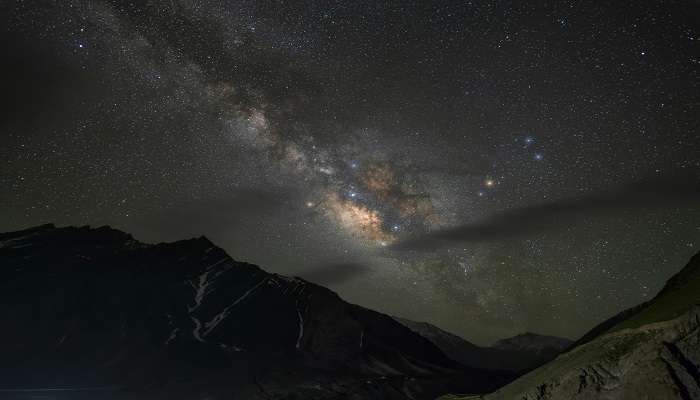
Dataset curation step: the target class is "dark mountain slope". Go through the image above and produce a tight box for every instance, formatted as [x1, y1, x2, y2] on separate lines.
[0, 224, 511, 400]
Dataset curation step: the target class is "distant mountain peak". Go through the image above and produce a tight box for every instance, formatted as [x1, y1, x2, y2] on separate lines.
[395, 318, 571, 373]
[492, 332, 572, 353]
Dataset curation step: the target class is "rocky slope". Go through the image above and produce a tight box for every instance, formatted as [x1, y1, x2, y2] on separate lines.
[0, 224, 511, 400]
[440, 251, 700, 400]
[397, 319, 571, 373]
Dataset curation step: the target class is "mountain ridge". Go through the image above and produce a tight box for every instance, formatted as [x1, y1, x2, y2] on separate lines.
[0, 223, 512, 400]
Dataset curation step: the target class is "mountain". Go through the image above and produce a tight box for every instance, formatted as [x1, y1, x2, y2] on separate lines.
[395, 319, 490, 369]
[397, 319, 571, 373]
[491, 332, 572, 355]
[489, 332, 572, 371]
[440, 251, 700, 400]
[0, 224, 512, 400]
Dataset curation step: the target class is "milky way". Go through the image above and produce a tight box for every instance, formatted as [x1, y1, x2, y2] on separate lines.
[2, 0, 699, 344]
[220, 104, 438, 247]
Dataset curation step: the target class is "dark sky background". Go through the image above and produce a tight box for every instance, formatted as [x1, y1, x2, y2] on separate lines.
[1, 0, 699, 345]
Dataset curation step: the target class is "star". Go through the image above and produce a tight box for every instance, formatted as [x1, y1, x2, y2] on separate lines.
[3, 0, 697, 350]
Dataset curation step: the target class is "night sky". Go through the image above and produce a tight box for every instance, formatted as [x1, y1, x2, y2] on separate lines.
[2, 0, 699, 345]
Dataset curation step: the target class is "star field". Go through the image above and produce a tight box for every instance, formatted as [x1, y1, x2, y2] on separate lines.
[1, 0, 699, 344]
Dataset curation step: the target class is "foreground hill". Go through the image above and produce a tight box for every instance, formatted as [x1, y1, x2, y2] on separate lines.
[440, 251, 700, 400]
[397, 319, 571, 373]
[0, 224, 512, 400]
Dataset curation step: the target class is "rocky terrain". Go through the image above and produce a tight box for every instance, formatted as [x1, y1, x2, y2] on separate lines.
[440, 251, 700, 400]
[0, 224, 512, 400]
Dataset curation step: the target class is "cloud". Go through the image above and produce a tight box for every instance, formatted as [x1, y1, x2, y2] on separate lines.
[393, 174, 700, 251]
[300, 262, 372, 285]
